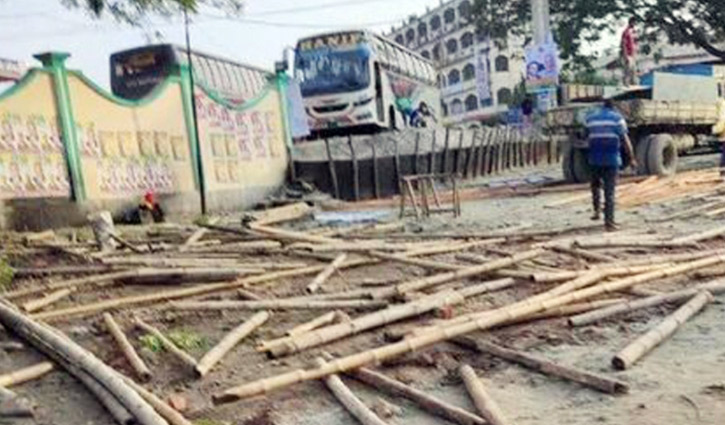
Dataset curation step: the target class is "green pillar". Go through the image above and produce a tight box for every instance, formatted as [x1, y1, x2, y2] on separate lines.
[275, 71, 294, 150]
[176, 64, 204, 195]
[34, 52, 85, 202]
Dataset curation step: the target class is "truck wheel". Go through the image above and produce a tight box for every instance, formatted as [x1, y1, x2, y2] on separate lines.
[635, 135, 652, 175]
[562, 145, 591, 183]
[647, 134, 678, 176]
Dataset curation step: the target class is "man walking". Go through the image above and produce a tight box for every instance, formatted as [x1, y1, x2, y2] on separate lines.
[621, 17, 638, 86]
[714, 98, 725, 178]
[586, 100, 637, 231]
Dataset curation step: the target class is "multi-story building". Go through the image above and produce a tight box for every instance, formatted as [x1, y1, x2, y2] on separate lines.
[386, 0, 525, 125]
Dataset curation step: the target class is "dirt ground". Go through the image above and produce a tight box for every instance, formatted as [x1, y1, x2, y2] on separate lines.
[1, 153, 724, 425]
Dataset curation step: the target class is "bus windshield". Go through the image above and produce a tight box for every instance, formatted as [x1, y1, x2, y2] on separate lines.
[295, 48, 370, 97]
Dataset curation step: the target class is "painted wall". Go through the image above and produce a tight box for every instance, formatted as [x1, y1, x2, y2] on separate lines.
[0, 52, 291, 229]
[0, 70, 71, 200]
[195, 83, 288, 211]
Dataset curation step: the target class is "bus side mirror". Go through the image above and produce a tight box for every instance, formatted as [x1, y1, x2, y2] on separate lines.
[275, 60, 288, 73]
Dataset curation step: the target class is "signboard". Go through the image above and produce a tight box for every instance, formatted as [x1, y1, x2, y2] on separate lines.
[525, 42, 559, 91]
[0, 58, 27, 82]
[298, 31, 366, 51]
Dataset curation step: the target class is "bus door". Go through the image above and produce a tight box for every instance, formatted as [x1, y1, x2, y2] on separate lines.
[374, 62, 384, 124]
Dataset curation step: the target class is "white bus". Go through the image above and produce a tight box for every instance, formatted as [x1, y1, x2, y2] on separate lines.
[294, 30, 441, 135]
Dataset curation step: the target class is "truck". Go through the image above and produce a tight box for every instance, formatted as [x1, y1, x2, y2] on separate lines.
[546, 69, 725, 182]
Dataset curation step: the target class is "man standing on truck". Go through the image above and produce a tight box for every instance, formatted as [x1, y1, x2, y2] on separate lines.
[620, 18, 638, 86]
[714, 98, 725, 177]
[586, 100, 637, 231]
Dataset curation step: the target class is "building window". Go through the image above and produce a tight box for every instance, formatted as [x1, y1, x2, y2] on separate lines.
[406, 29, 415, 45]
[476, 27, 487, 42]
[418, 22, 428, 40]
[495, 55, 509, 72]
[451, 99, 463, 115]
[432, 44, 441, 61]
[459, 0, 472, 21]
[497, 88, 513, 105]
[481, 97, 493, 108]
[461, 32, 474, 49]
[446, 39, 458, 55]
[462, 63, 475, 81]
[431, 15, 441, 31]
[444, 8, 455, 24]
[395, 35, 404, 45]
[448, 69, 461, 85]
[421, 50, 430, 59]
[465, 94, 478, 111]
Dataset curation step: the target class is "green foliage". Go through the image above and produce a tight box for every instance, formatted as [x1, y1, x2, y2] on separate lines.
[139, 329, 208, 353]
[0, 258, 14, 291]
[471, 0, 725, 72]
[60, 0, 244, 23]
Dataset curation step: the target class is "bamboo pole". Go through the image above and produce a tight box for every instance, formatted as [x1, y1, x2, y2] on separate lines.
[532, 263, 675, 284]
[574, 239, 697, 249]
[3, 270, 134, 300]
[672, 225, 725, 244]
[0, 301, 166, 425]
[109, 233, 144, 254]
[350, 366, 485, 425]
[287, 311, 338, 337]
[11, 264, 117, 277]
[368, 251, 463, 271]
[23, 289, 73, 313]
[548, 245, 616, 263]
[103, 313, 152, 381]
[212, 255, 725, 403]
[612, 291, 713, 370]
[180, 218, 219, 252]
[247, 202, 313, 226]
[588, 250, 722, 268]
[306, 254, 348, 294]
[171, 299, 386, 311]
[262, 279, 515, 358]
[315, 357, 388, 425]
[248, 223, 340, 245]
[196, 311, 269, 377]
[392, 250, 542, 296]
[570, 280, 725, 327]
[121, 376, 194, 425]
[181, 240, 282, 253]
[454, 337, 628, 394]
[134, 318, 198, 370]
[0, 362, 54, 387]
[459, 364, 512, 425]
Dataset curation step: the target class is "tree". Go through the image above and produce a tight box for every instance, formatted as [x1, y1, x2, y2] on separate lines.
[60, 0, 244, 23]
[471, 0, 725, 71]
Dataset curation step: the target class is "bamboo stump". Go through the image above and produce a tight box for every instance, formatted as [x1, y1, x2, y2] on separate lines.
[196, 311, 269, 377]
[103, 313, 152, 381]
[459, 364, 512, 425]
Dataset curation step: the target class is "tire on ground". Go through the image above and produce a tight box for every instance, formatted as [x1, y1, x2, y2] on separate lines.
[646, 133, 678, 176]
[562, 144, 591, 183]
[634, 134, 652, 175]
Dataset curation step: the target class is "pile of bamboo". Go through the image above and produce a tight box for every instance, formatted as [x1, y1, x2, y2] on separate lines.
[546, 168, 724, 210]
[2, 199, 724, 425]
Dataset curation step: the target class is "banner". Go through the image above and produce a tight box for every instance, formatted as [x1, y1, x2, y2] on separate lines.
[475, 44, 492, 102]
[285, 78, 310, 139]
[525, 41, 559, 91]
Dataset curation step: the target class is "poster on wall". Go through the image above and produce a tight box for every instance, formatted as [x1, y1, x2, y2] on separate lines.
[525, 41, 559, 91]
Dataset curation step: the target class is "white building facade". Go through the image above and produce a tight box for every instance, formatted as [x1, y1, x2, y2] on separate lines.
[386, 0, 525, 125]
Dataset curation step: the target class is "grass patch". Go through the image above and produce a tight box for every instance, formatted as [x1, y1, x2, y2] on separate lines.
[0, 258, 14, 291]
[139, 329, 208, 353]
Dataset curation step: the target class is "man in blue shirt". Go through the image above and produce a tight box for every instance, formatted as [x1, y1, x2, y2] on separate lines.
[586, 100, 637, 231]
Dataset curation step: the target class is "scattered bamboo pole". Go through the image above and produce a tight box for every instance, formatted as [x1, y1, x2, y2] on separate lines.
[182, 240, 282, 253]
[248, 223, 340, 245]
[589, 249, 724, 269]
[612, 291, 713, 370]
[459, 364, 512, 425]
[262, 279, 515, 358]
[651, 201, 724, 222]
[3, 270, 134, 300]
[392, 249, 542, 296]
[246, 202, 313, 226]
[212, 255, 725, 403]
[121, 375, 194, 425]
[0, 301, 166, 425]
[180, 218, 219, 252]
[672, 225, 725, 244]
[306, 254, 348, 294]
[532, 263, 674, 284]
[349, 366, 485, 425]
[505, 298, 626, 326]
[0, 362, 54, 387]
[134, 318, 198, 370]
[315, 357, 388, 425]
[287, 311, 338, 337]
[103, 313, 152, 381]
[196, 311, 269, 377]
[23, 289, 73, 313]
[574, 239, 697, 249]
[171, 299, 386, 312]
[454, 337, 628, 394]
[109, 233, 144, 254]
[11, 265, 117, 277]
[368, 251, 463, 271]
[571, 280, 725, 327]
[548, 245, 616, 263]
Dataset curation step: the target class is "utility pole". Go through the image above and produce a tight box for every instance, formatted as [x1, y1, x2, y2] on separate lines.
[184, 8, 207, 215]
[531, 0, 550, 44]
